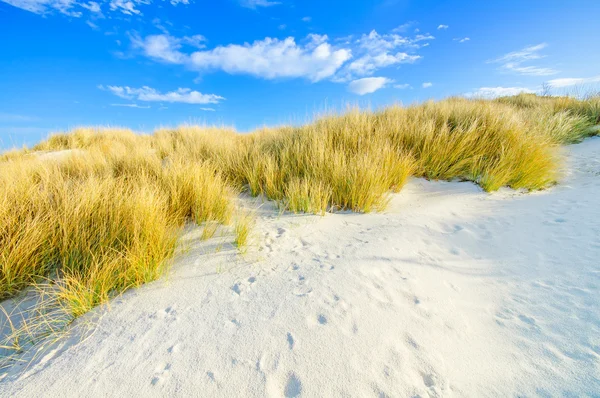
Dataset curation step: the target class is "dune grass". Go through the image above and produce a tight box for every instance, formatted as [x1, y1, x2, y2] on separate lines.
[1, 94, 599, 356]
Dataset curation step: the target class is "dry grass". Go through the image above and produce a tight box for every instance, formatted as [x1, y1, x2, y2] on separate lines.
[1, 94, 598, 356]
[233, 209, 255, 251]
[0, 142, 234, 320]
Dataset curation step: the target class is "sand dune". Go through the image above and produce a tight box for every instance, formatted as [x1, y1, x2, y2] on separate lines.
[1, 138, 599, 397]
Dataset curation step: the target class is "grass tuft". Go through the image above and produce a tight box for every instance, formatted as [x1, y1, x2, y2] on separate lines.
[1, 93, 599, 357]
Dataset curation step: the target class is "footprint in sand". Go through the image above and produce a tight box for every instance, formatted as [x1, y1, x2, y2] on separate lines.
[286, 332, 295, 350]
[151, 363, 172, 386]
[284, 373, 302, 397]
[231, 283, 242, 295]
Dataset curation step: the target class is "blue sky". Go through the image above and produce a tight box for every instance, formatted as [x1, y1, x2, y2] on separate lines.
[1, 0, 599, 149]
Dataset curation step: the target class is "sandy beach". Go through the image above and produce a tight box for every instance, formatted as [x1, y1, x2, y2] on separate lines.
[1, 138, 598, 397]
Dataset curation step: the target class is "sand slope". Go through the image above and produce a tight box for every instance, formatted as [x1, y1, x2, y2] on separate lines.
[1, 138, 599, 397]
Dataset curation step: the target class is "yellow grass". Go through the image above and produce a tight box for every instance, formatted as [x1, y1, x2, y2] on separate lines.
[1, 94, 599, 353]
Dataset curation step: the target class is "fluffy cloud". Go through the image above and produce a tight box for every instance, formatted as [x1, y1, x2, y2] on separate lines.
[131, 33, 353, 81]
[422, 82, 432, 88]
[100, 85, 224, 104]
[547, 75, 600, 88]
[490, 43, 559, 76]
[464, 86, 534, 98]
[348, 77, 392, 95]
[437, 24, 449, 30]
[189, 36, 351, 82]
[131, 28, 430, 85]
[132, 34, 185, 62]
[331, 29, 429, 81]
[130, 33, 206, 63]
[346, 52, 420, 76]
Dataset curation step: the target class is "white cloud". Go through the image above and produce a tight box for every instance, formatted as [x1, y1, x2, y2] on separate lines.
[131, 33, 187, 63]
[109, 0, 141, 15]
[394, 83, 411, 89]
[347, 52, 420, 76]
[437, 24, 449, 30]
[453, 37, 470, 43]
[1, 0, 186, 17]
[189, 36, 352, 82]
[100, 85, 224, 104]
[131, 28, 430, 85]
[422, 82, 432, 88]
[464, 86, 534, 98]
[348, 77, 392, 95]
[301, 16, 311, 22]
[1, 0, 80, 16]
[81, 1, 100, 12]
[110, 103, 151, 108]
[547, 75, 600, 88]
[356, 30, 410, 52]
[490, 43, 559, 76]
[330, 29, 428, 81]
[392, 21, 417, 33]
[240, 0, 280, 9]
[200, 107, 216, 111]
[182, 34, 207, 49]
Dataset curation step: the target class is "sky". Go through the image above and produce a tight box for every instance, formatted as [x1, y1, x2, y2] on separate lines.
[0, 0, 599, 148]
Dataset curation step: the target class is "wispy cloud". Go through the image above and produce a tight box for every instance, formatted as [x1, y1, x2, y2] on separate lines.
[333, 29, 430, 81]
[463, 86, 534, 98]
[346, 52, 420, 77]
[301, 16, 311, 22]
[547, 75, 600, 88]
[437, 24, 449, 30]
[489, 43, 559, 76]
[240, 0, 280, 9]
[109, 0, 142, 15]
[422, 82, 432, 88]
[453, 37, 470, 43]
[394, 83, 411, 89]
[199, 107, 216, 111]
[348, 77, 392, 95]
[1, 0, 81, 16]
[100, 85, 224, 104]
[110, 103, 151, 108]
[0, 113, 38, 122]
[391, 21, 417, 33]
[81, 1, 101, 12]
[0, 0, 181, 18]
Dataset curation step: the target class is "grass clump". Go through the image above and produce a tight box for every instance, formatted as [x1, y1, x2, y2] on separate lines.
[233, 210, 255, 251]
[1, 93, 599, 353]
[0, 143, 234, 323]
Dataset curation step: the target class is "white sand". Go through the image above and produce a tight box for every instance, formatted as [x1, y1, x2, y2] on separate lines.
[1, 138, 599, 397]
